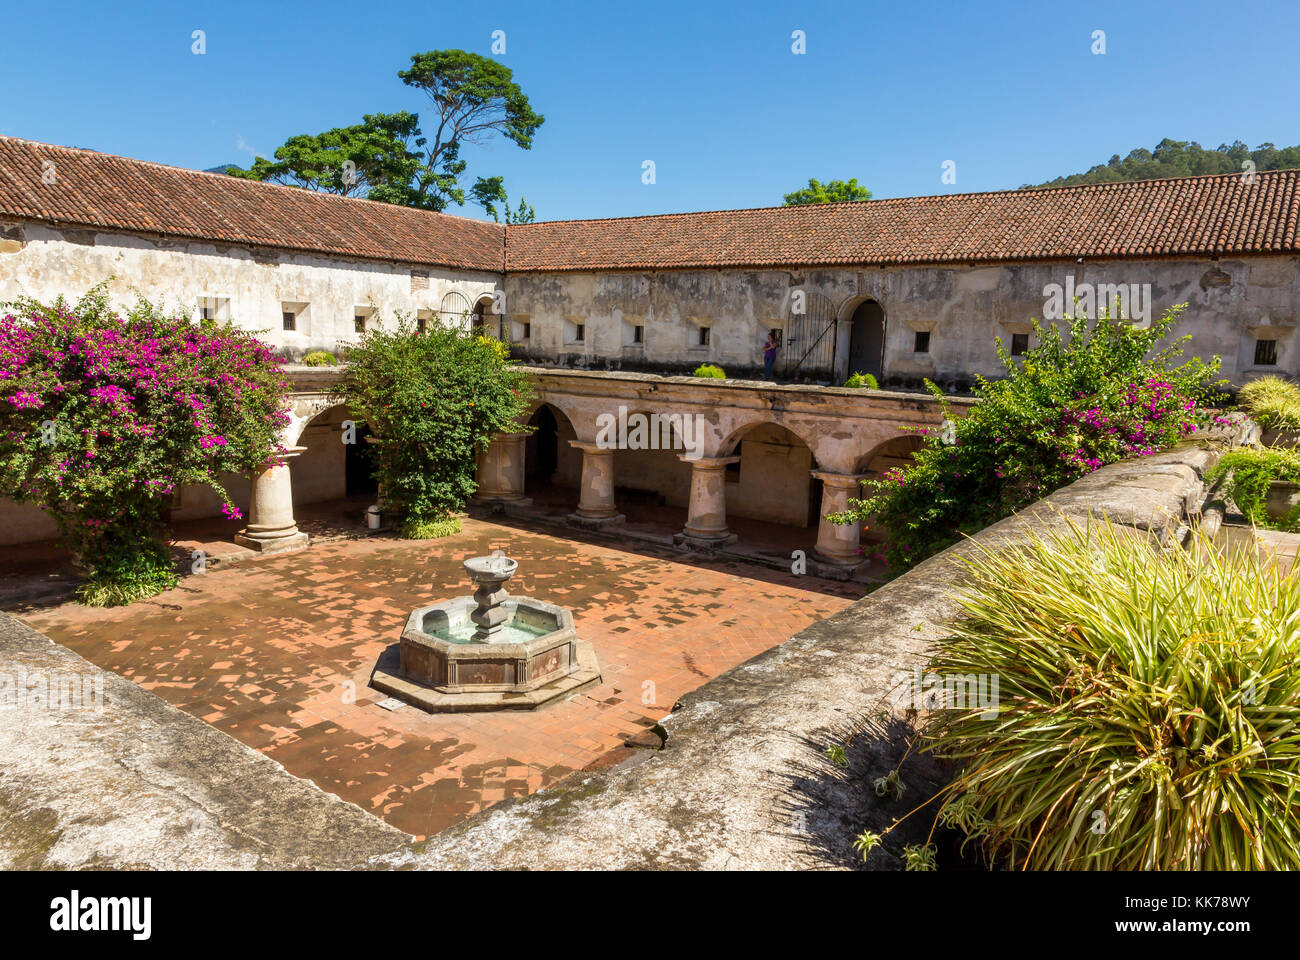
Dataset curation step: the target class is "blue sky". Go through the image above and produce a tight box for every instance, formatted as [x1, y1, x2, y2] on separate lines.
[2, 0, 1296, 222]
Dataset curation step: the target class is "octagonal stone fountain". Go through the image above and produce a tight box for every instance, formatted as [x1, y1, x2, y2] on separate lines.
[371, 552, 601, 712]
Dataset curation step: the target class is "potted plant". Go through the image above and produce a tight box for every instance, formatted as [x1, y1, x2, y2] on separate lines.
[1238, 375, 1300, 447]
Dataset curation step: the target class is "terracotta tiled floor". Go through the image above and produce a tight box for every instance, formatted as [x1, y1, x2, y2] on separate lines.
[14, 518, 858, 838]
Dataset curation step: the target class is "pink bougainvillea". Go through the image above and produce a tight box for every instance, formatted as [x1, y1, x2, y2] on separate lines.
[0, 288, 290, 603]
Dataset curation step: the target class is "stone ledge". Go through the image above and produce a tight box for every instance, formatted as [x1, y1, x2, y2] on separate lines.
[0, 612, 408, 869]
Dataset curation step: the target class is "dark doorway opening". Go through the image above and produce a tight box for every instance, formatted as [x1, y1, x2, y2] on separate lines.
[345, 424, 378, 497]
[526, 406, 559, 486]
[847, 300, 886, 381]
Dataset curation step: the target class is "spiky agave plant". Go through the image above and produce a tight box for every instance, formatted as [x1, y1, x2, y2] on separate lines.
[926, 517, 1300, 870]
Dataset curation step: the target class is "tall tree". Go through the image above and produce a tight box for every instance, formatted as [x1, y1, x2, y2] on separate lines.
[225, 112, 423, 199]
[783, 177, 873, 205]
[398, 49, 545, 213]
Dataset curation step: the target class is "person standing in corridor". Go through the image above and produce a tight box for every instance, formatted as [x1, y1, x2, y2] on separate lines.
[763, 331, 780, 379]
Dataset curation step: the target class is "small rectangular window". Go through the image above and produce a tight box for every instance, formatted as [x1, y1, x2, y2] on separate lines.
[523, 322, 532, 341]
[1255, 338, 1279, 366]
[574, 323, 585, 342]
[769, 328, 783, 346]
[633, 324, 644, 344]
[354, 315, 366, 333]
[282, 311, 296, 331]
[914, 330, 930, 354]
[1010, 333, 1028, 356]
[699, 326, 711, 346]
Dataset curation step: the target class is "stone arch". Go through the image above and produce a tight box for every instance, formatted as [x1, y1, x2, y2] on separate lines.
[718, 420, 819, 527]
[835, 295, 887, 385]
[717, 416, 819, 464]
[471, 293, 498, 337]
[524, 401, 581, 494]
[289, 401, 372, 506]
[853, 433, 925, 477]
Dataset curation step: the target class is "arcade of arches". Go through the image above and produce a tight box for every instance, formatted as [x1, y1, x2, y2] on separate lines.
[158, 367, 962, 580]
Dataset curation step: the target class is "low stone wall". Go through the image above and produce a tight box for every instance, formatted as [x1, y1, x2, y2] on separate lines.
[0, 438, 1229, 869]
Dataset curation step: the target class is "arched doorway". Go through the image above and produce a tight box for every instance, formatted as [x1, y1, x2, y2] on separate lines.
[440, 290, 471, 327]
[471, 295, 497, 339]
[846, 299, 886, 382]
[781, 291, 837, 379]
[290, 404, 375, 505]
[856, 434, 923, 544]
[523, 403, 581, 511]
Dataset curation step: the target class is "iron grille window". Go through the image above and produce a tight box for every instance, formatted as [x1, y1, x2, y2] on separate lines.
[354, 315, 366, 333]
[282, 311, 295, 331]
[1255, 338, 1279, 366]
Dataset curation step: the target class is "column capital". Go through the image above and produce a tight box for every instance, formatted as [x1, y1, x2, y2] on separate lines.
[810, 469, 868, 488]
[678, 454, 740, 468]
[569, 440, 616, 455]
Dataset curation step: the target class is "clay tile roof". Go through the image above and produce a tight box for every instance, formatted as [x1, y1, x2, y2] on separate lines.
[2, 137, 1298, 275]
[503, 170, 1300, 272]
[0, 136, 505, 272]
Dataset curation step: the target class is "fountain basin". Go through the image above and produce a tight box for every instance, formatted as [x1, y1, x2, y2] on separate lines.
[371, 554, 601, 712]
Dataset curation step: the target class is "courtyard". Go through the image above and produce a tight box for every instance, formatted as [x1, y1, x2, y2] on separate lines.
[3, 511, 856, 839]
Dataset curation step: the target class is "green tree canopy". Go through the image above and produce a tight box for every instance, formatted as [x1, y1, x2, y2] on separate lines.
[398, 49, 545, 213]
[1027, 138, 1300, 188]
[783, 177, 873, 205]
[225, 49, 544, 218]
[225, 112, 423, 199]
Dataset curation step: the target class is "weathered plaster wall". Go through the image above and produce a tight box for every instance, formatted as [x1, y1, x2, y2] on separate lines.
[0, 221, 501, 357]
[504, 258, 1300, 387]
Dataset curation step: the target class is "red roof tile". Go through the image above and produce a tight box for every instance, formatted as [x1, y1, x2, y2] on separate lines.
[503, 171, 1300, 272]
[2, 136, 1298, 275]
[0, 136, 505, 272]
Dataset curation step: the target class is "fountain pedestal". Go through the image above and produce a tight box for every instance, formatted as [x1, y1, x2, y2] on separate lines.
[370, 553, 602, 712]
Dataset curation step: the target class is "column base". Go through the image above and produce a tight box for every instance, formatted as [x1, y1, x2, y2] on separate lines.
[808, 556, 868, 581]
[566, 511, 626, 530]
[234, 531, 310, 555]
[673, 530, 738, 551]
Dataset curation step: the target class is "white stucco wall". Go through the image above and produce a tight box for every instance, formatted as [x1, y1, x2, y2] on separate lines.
[0, 222, 502, 355]
[504, 257, 1300, 387]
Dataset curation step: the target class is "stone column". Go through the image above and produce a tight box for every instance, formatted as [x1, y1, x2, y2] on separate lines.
[674, 455, 740, 548]
[811, 470, 868, 567]
[472, 432, 532, 507]
[567, 441, 624, 528]
[235, 446, 310, 555]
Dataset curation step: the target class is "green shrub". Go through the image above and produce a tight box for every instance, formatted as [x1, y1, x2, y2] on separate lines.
[830, 304, 1225, 571]
[844, 371, 878, 389]
[915, 518, 1300, 870]
[339, 313, 532, 537]
[1207, 447, 1300, 530]
[400, 515, 463, 539]
[693, 363, 726, 379]
[1238, 375, 1300, 430]
[302, 350, 337, 367]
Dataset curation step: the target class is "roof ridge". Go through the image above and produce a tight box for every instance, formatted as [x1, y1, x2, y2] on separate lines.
[508, 168, 1298, 229]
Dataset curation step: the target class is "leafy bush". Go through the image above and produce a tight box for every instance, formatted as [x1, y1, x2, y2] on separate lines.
[0, 288, 290, 604]
[844, 371, 878, 389]
[339, 314, 532, 535]
[1207, 447, 1300, 530]
[831, 305, 1225, 571]
[401, 515, 463, 539]
[1238, 375, 1300, 431]
[693, 363, 726, 379]
[918, 518, 1300, 870]
[301, 350, 337, 367]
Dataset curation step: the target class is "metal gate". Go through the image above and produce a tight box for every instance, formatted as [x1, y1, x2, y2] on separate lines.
[779, 291, 837, 378]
